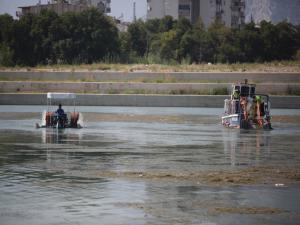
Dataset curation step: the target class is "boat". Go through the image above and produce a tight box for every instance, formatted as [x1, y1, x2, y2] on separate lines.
[36, 92, 83, 129]
[222, 80, 272, 129]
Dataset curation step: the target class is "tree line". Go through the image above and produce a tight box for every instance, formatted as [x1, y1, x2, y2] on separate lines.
[0, 8, 299, 66]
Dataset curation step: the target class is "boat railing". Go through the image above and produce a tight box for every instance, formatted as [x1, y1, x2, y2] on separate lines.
[224, 99, 240, 115]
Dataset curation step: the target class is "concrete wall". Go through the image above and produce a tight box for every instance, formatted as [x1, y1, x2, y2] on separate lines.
[147, 0, 167, 19]
[1, 71, 299, 83]
[1, 94, 299, 108]
[166, 0, 179, 19]
[1, 81, 299, 95]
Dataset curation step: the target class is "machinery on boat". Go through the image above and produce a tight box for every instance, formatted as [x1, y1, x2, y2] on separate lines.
[36, 92, 82, 129]
[222, 80, 272, 129]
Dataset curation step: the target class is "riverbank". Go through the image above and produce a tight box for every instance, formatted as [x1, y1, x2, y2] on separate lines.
[1, 71, 299, 108]
[1, 61, 300, 73]
[1, 71, 300, 96]
[1, 93, 300, 108]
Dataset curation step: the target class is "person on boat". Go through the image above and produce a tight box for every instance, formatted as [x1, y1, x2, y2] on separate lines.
[233, 89, 240, 113]
[233, 89, 240, 99]
[55, 104, 68, 127]
[56, 104, 65, 116]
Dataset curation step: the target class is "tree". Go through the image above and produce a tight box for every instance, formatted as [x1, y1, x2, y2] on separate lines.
[237, 22, 263, 62]
[178, 18, 207, 63]
[53, 8, 119, 64]
[30, 9, 60, 64]
[77, 8, 119, 63]
[0, 14, 14, 44]
[0, 43, 13, 66]
[159, 30, 178, 62]
[11, 13, 36, 66]
[259, 20, 279, 61]
[0, 14, 14, 66]
[206, 19, 232, 63]
[275, 21, 298, 60]
[127, 19, 147, 57]
[159, 16, 174, 33]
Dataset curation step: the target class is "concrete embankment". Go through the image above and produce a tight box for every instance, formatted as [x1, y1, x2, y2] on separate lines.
[1, 71, 300, 83]
[1, 71, 299, 108]
[1, 81, 300, 95]
[1, 93, 300, 109]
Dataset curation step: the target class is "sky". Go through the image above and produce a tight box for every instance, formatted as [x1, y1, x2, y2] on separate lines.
[0, 0, 147, 21]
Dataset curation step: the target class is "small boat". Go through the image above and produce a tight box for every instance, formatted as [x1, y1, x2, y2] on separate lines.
[36, 92, 83, 129]
[222, 80, 272, 129]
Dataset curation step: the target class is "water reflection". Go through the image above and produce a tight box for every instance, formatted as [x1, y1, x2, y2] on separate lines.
[42, 128, 82, 144]
[222, 129, 271, 166]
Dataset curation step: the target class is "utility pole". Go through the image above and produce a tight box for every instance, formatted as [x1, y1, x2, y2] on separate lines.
[133, 1, 136, 22]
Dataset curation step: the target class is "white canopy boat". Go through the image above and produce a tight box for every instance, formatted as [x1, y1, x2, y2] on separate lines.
[36, 92, 83, 129]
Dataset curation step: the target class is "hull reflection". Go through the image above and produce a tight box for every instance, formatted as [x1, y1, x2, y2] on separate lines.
[222, 129, 271, 166]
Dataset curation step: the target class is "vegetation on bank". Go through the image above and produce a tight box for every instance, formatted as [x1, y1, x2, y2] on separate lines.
[0, 8, 300, 67]
[0, 61, 300, 73]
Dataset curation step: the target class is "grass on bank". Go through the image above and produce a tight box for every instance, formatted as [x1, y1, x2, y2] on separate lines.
[0, 60, 300, 73]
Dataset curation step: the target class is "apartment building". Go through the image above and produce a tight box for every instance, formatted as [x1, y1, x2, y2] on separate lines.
[17, 0, 111, 17]
[147, 0, 245, 28]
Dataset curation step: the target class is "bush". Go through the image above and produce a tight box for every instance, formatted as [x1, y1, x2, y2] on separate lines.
[0, 43, 13, 66]
[295, 49, 300, 61]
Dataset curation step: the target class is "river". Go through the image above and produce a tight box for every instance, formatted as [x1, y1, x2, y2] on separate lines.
[0, 106, 300, 225]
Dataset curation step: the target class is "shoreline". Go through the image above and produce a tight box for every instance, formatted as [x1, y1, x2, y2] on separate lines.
[1, 93, 300, 108]
[1, 71, 300, 83]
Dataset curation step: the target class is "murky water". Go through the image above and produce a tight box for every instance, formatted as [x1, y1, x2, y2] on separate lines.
[0, 106, 300, 225]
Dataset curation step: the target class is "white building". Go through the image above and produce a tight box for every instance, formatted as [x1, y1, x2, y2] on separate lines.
[71, 0, 111, 13]
[18, 0, 111, 18]
[147, 0, 245, 28]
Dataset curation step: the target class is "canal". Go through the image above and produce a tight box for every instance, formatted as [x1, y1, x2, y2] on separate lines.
[0, 106, 300, 225]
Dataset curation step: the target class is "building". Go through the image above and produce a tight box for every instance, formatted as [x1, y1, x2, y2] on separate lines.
[246, 0, 300, 25]
[17, 0, 111, 17]
[147, 0, 245, 28]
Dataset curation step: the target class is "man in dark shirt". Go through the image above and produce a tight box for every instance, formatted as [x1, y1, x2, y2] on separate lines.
[56, 104, 64, 115]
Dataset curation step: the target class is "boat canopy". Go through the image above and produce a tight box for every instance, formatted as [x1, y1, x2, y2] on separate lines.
[47, 92, 76, 99]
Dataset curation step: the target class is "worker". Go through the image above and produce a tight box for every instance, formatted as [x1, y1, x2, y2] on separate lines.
[233, 89, 240, 99]
[56, 104, 65, 116]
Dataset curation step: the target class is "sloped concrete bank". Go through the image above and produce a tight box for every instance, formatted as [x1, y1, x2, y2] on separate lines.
[1, 71, 300, 83]
[0, 94, 299, 109]
[0, 81, 299, 95]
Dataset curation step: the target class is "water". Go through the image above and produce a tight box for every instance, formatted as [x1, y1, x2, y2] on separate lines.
[0, 106, 300, 225]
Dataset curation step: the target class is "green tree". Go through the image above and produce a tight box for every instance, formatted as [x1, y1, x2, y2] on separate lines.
[30, 9, 60, 64]
[54, 8, 119, 64]
[78, 8, 119, 63]
[0, 43, 13, 66]
[127, 19, 147, 57]
[0, 14, 14, 44]
[206, 19, 231, 63]
[275, 21, 298, 60]
[178, 19, 207, 63]
[119, 31, 131, 62]
[11, 13, 36, 66]
[259, 21, 279, 61]
[0, 14, 14, 66]
[159, 16, 174, 33]
[159, 30, 178, 62]
[237, 22, 263, 62]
